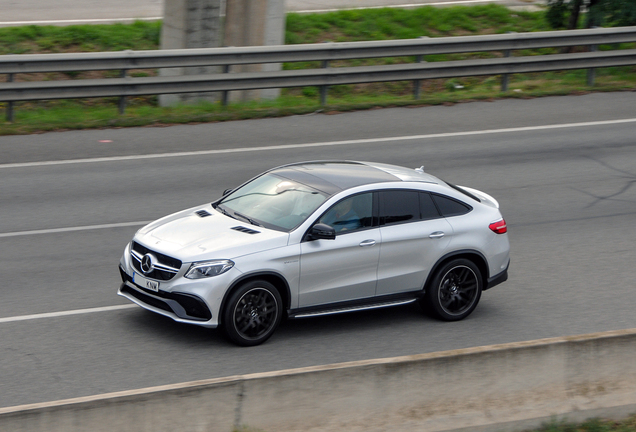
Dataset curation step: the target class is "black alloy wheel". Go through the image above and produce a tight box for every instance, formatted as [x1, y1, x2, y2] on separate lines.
[424, 258, 482, 321]
[222, 280, 283, 346]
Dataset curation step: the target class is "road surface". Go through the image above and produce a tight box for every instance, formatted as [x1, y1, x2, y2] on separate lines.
[1, 92, 635, 408]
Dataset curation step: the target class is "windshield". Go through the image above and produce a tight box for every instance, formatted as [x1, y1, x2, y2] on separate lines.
[215, 173, 328, 231]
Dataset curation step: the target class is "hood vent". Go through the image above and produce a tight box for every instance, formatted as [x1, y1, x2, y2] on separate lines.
[231, 226, 260, 235]
[195, 210, 212, 218]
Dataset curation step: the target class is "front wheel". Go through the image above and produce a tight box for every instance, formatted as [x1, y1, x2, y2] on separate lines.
[222, 280, 283, 347]
[423, 259, 482, 321]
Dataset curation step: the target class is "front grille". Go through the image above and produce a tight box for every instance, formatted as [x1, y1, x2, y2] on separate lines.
[131, 241, 182, 281]
[132, 242, 181, 269]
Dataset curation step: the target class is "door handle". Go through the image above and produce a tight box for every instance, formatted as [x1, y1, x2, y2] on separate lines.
[359, 239, 376, 247]
[429, 231, 445, 239]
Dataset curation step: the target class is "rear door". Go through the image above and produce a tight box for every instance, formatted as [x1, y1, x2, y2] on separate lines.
[376, 190, 452, 296]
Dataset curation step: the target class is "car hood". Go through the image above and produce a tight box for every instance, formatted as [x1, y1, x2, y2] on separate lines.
[134, 205, 290, 262]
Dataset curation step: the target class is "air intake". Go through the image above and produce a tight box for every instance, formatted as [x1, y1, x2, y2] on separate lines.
[195, 210, 212, 218]
[231, 226, 260, 235]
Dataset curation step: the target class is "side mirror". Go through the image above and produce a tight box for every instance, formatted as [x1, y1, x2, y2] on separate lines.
[222, 188, 233, 196]
[308, 223, 336, 241]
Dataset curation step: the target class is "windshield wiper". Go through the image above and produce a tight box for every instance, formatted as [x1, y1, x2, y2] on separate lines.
[233, 211, 263, 227]
[221, 189, 319, 205]
[213, 204, 237, 220]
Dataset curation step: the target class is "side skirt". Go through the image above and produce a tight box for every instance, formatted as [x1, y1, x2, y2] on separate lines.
[288, 292, 421, 319]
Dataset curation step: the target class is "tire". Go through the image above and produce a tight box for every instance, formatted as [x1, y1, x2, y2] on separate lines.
[423, 259, 482, 321]
[222, 280, 283, 346]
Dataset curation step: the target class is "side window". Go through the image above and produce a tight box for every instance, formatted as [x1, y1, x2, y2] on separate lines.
[420, 192, 441, 220]
[432, 194, 472, 217]
[319, 193, 373, 233]
[379, 190, 419, 226]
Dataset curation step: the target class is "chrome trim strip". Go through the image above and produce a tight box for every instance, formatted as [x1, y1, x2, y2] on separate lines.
[130, 250, 143, 261]
[129, 250, 179, 273]
[294, 298, 417, 318]
[152, 263, 179, 273]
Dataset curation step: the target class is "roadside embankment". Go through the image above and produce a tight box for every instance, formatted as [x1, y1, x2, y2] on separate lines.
[2, 328, 636, 432]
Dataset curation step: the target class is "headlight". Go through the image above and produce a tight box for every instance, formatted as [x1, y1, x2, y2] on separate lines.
[184, 260, 234, 279]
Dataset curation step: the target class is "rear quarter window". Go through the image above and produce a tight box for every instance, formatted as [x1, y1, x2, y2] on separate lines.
[432, 194, 472, 217]
[419, 192, 441, 220]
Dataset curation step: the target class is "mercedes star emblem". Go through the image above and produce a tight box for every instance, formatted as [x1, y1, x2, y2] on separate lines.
[141, 253, 156, 274]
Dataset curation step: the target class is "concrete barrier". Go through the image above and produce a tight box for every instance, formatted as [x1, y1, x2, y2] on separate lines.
[2, 328, 636, 432]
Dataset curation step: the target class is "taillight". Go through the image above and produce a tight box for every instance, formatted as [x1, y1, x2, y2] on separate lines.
[489, 218, 507, 234]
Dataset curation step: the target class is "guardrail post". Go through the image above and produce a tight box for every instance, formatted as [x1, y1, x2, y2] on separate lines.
[413, 36, 428, 100]
[501, 31, 515, 92]
[319, 41, 331, 106]
[413, 55, 423, 99]
[6, 73, 14, 122]
[222, 64, 231, 107]
[320, 59, 330, 106]
[587, 27, 598, 87]
[119, 69, 127, 114]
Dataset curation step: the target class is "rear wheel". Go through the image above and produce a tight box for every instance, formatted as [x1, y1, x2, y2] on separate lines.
[222, 280, 283, 346]
[424, 259, 482, 321]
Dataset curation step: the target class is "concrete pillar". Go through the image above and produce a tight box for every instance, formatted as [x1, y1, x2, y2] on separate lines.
[224, 0, 286, 102]
[159, 0, 222, 106]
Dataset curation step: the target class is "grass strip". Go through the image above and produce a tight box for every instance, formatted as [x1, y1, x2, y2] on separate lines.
[532, 414, 636, 432]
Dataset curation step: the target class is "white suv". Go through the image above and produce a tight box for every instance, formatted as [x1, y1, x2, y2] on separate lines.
[118, 161, 510, 346]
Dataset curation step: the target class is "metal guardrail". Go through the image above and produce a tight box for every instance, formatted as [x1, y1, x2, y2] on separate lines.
[1, 26, 636, 121]
[2, 27, 636, 73]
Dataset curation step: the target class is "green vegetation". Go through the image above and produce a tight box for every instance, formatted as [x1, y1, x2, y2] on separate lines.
[285, 4, 546, 43]
[533, 415, 636, 432]
[1, 5, 635, 135]
[546, 0, 636, 30]
[0, 21, 161, 54]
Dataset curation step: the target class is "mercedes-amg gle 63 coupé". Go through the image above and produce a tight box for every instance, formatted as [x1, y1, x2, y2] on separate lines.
[118, 161, 510, 346]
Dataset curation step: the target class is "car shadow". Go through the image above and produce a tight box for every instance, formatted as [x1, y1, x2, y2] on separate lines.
[118, 300, 492, 348]
[121, 308, 228, 346]
[277, 302, 434, 337]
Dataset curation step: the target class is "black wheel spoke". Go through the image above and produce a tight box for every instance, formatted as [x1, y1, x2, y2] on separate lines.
[238, 319, 253, 334]
[457, 267, 470, 284]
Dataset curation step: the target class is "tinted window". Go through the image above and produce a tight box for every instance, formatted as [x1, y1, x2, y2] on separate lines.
[379, 190, 419, 226]
[420, 192, 440, 220]
[432, 194, 471, 217]
[319, 193, 373, 233]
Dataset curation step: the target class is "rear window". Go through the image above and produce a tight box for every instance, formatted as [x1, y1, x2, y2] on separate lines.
[432, 194, 472, 217]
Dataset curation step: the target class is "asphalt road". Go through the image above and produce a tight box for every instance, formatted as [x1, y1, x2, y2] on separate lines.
[0, 0, 541, 26]
[1, 92, 635, 409]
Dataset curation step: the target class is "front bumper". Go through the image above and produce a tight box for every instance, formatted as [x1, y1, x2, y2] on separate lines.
[118, 266, 218, 328]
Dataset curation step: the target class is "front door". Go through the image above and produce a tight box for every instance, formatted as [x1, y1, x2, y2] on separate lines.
[298, 192, 379, 307]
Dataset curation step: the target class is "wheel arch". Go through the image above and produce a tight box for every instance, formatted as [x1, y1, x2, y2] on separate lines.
[423, 249, 489, 294]
[219, 271, 291, 326]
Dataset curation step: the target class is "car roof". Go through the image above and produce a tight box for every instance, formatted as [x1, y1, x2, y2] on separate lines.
[270, 161, 439, 195]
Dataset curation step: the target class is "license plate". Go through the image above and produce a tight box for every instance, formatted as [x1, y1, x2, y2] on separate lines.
[133, 272, 159, 292]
